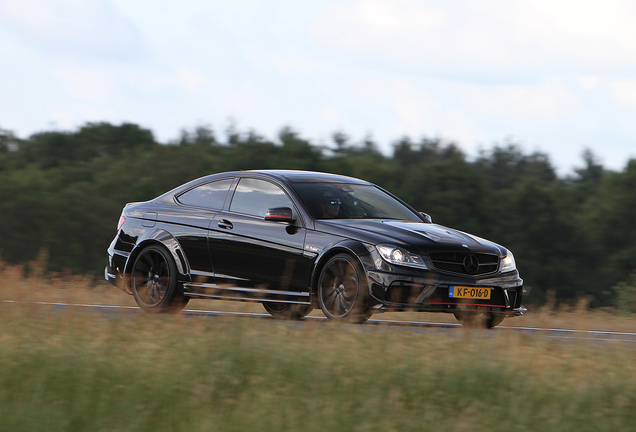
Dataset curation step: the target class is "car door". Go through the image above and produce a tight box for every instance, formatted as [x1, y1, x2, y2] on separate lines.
[208, 177, 313, 299]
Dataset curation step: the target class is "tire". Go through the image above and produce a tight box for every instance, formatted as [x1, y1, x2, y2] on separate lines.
[131, 244, 189, 313]
[453, 311, 505, 329]
[262, 302, 313, 320]
[317, 253, 371, 323]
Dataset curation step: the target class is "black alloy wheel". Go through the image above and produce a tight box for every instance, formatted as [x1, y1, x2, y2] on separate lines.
[317, 253, 370, 323]
[262, 302, 313, 319]
[131, 245, 189, 313]
[453, 311, 505, 329]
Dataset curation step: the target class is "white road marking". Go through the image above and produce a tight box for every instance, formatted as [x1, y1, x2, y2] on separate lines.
[4, 300, 636, 342]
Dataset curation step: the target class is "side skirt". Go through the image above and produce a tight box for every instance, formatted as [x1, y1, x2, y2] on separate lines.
[183, 282, 311, 305]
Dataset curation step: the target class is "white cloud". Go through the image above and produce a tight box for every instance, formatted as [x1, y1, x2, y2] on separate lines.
[317, 105, 343, 125]
[608, 80, 636, 109]
[309, 0, 510, 74]
[381, 78, 444, 135]
[576, 75, 600, 90]
[50, 109, 76, 126]
[453, 77, 576, 126]
[177, 67, 207, 91]
[52, 64, 116, 101]
[0, 0, 145, 60]
[148, 67, 208, 92]
[309, 0, 636, 77]
[2, 0, 636, 174]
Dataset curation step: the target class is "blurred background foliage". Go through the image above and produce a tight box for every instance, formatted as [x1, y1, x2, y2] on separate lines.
[0, 121, 634, 308]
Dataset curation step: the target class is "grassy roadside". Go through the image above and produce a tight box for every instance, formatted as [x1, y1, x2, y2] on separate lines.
[2, 264, 636, 431]
[2, 301, 636, 432]
[3, 261, 636, 332]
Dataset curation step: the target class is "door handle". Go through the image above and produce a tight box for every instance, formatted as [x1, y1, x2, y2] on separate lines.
[217, 219, 233, 230]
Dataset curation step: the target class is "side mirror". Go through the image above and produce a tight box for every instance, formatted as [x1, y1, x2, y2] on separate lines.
[419, 212, 433, 224]
[264, 207, 296, 223]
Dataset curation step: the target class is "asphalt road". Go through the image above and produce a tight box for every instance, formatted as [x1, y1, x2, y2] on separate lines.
[5, 300, 636, 343]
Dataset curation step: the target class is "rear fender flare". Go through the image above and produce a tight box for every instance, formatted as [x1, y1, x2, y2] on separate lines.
[125, 229, 191, 279]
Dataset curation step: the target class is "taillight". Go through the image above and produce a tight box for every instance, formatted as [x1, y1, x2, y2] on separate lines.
[117, 216, 126, 231]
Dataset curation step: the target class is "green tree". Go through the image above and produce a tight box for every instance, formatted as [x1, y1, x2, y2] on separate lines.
[0, 120, 634, 308]
[573, 148, 605, 184]
[475, 144, 556, 190]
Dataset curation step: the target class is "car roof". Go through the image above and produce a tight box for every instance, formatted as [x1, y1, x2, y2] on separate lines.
[155, 170, 372, 202]
[245, 170, 371, 184]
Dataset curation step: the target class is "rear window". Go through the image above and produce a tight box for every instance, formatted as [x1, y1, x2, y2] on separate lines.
[177, 178, 233, 209]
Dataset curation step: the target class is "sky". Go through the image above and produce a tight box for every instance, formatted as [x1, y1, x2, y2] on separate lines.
[1, 0, 636, 175]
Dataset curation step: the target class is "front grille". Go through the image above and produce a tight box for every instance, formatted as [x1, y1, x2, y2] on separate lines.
[429, 252, 499, 276]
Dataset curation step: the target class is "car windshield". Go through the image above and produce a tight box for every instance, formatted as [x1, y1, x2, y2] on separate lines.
[290, 182, 422, 221]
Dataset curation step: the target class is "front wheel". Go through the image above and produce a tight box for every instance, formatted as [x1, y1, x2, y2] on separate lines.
[454, 311, 505, 328]
[262, 302, 313, 320]
[317, 253, 371, 323]
[130, 245, 189, 313]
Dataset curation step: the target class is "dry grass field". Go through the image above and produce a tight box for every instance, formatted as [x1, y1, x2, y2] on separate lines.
[1, 262, 636, 431]
[3, 260, 635, 332]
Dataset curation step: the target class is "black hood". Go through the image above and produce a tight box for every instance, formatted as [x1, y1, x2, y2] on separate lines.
[315, 219, 506, 256]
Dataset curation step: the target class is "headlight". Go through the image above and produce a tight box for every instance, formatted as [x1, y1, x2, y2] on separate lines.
[376, 244, 428, 269]
[500, 251, 516, 273]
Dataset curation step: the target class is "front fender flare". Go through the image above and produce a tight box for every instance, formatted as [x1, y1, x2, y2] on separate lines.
[310, 239, 376, 297]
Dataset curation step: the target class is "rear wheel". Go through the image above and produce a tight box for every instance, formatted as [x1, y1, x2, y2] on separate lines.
[317, 253, 371, 323]
[454, 311, 505, 328]
[262, 302, 313, 320]
[131, 245, 189, 313]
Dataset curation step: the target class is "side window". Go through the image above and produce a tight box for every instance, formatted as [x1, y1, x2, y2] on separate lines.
[177, 178, 233, 209]
[230, 178, 293, 217]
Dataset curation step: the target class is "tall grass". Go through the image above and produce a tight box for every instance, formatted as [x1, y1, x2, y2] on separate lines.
[1, 264, 636, 431]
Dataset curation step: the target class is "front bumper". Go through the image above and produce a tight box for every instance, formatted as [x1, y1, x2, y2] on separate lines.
[366, 268, 525, 316]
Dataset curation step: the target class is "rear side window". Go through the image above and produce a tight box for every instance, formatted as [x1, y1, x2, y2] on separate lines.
[230, 178, 293, 217]
[177, 178, 233, 209]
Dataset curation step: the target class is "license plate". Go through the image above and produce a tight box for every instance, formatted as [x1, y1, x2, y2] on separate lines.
[449, 286, 491, 299]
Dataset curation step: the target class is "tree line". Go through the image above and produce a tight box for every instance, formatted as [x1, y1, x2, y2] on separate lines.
[1, 122, 634, 309]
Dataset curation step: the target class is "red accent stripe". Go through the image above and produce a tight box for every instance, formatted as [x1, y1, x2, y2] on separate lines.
[429, 302, 506, 308]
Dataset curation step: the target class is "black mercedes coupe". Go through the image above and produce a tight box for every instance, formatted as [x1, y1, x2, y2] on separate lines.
[106, 170, 525, 327]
